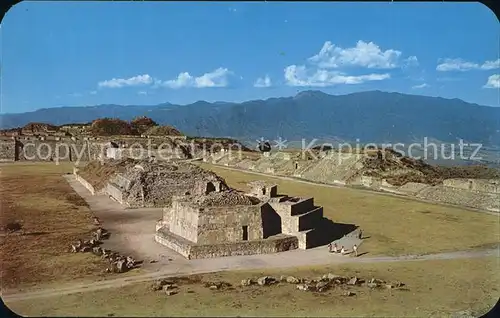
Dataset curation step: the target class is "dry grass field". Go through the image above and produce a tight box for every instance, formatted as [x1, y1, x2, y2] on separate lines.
[200, 163, 499, 256]
[6, 257, 499, 317]
[0, 162, 109, 290]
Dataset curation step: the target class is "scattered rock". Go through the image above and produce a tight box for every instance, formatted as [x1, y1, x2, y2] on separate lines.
[393, 281, 405, 288]
[240, 279, 254, 286]
[257, 276, 276, 286]
[156, 279, 174, 286]
[126, 256, 136, 268]
[366, 282, 379, 289]
[70, 244, 78, 253]
[149, 260, 158, 263]
[286, 276, 300, 284]
[165, 290, 178, 296]
[342, 291, 356, 297]
[92, 247, 103, 256]
[347, 277, 358, 285]
[80, 246, 91, 253]
[315, 281, 330, 292]
[162, 284, 178, 291]
[115, 260, 127, 273]
[325, 273, 343, 280]
[369, 278, 385, 284]
[296, 284, 309, 291]
[204, 281, 232, 290]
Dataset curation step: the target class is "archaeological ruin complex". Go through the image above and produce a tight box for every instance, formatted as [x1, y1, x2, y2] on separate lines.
[155, 180, 327, 259]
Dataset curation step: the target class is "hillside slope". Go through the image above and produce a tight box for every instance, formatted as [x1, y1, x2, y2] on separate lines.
[1, 91, 499, 146]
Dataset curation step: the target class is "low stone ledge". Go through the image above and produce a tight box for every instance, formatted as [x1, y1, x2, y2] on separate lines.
[74, 173, 97, 195]
[155, 227, 298, 259]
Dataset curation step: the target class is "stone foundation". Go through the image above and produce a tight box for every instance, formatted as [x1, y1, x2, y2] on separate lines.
[155, 226, 298, 259]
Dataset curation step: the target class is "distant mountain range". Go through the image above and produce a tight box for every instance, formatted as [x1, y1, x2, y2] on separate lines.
[1, 90, 499, 147]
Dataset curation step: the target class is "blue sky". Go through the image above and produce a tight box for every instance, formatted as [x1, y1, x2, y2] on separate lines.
[1, 1, 499, 114]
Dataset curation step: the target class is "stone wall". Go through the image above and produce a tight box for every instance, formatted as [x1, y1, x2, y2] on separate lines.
[0, 139, 106, 162]
[0, 140, 16, 161]
[155, 227, 193, 258]
[155, 226, 298, 259]
[189, 234, 298, 259]
[197, 205, 264, 243]
[443, 178, 500, 194]
[169, 200, 200, 243]
[106, 182, 126, 205]
[74, 173, 97, 195]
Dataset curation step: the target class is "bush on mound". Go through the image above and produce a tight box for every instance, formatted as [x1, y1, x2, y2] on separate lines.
[131, 116, 158, 134]
[89, 118, 135, 136]
[145, 125, 183, 136]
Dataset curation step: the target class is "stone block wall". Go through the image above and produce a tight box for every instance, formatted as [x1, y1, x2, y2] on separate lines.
[155, 227, 192, 258]
[74, 174, 97, 195]
[0, 139, 106, 162]
[156, 226, 298, 259]
[443, 178, 499, 194]
[106, 182, 126, 205]
[0, 140, 16, 161]
[169, 201, 200, 243]
[188, 235, 298, 259]
[197, 205, 263, 244]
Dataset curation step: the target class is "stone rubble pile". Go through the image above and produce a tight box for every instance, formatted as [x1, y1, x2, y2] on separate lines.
[151, 279, 179, 296]
[239, 273, 406, 294]
[69, 227, 139, 274]
[102, 251, 138, 273]
[193, 190, 258, 207]
[149, 273, 406, 297]
[118, 160, 229, 207]
[203, 281, 233, 290]
[69, 227, 109, 253]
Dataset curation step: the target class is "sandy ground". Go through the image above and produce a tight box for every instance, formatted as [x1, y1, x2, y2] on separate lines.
[1, 174, 498, 302]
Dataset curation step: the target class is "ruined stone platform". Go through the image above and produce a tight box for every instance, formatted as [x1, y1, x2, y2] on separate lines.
[155, 226, 298, 259]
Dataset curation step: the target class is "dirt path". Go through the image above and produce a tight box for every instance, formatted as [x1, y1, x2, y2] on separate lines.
[205, 163, 500, 216]
[3, 248, 497, 302]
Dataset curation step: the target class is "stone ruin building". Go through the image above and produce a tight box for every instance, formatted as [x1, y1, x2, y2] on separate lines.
[155, 180, 327, 259]
[105, 160, 228, 208]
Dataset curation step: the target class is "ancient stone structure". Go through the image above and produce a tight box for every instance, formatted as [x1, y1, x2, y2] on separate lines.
[0, 138, 106, 162]
[101, 161, 228, 208]
[155, 181, 326, 259]
[443, 178, 499, 194]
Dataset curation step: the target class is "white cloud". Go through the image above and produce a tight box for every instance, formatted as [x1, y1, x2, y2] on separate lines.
[98, 74, 153, 88]
[284, 65, 390, 87]
[254, 75, 272, 88]
[483, 74, 500, 89]
[436, 58, 500, 72]
[69, 93, 82, 97]
[412, 83, 430, 89]
[138, 91, 148, 95]
[308, 40, 404, 69]
[162, 68, 232, 89]
[481, 59, 500, 70]
[403, 56, 419, 68]
[89, 90, 97, 95]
